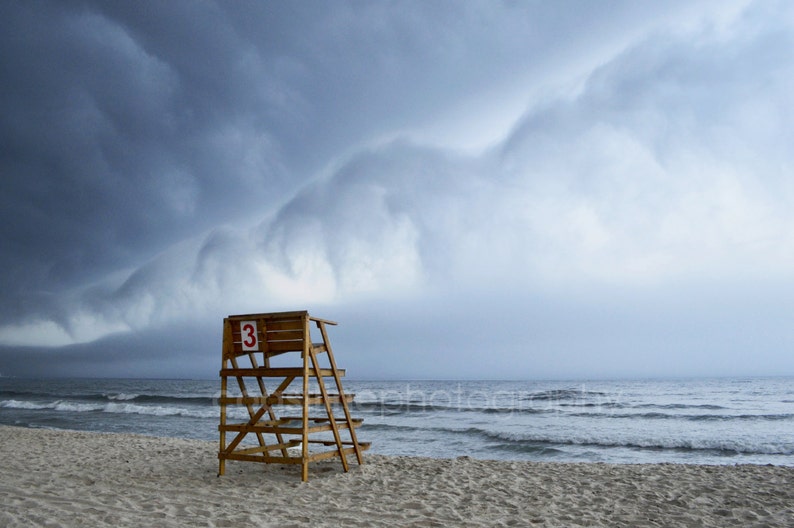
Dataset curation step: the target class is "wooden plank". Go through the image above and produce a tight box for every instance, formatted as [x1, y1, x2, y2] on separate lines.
[309, 316, 338, 326]
[265, 340, 305, 353]
[220, 444, 369, 464]
[258, 320, 270, 356]
[231, 440, 302, 455]
[219, 420, 358, 435]
[245, 415, 359, 425]
[234, 445, 277, 455]
[306, 445, 363, 463]
[219, 424, 304, 435]
[219, 453, 304, 465]
[225, 343, 305, 356]
[301, 323, 310, 482]
[265, 329, 304, 341]
[219, 319, 231, 476]
[261, 350, 290, 360]
[218, 418, 364, 436]
[275, 416, 363, 427]
[265, 319, 304, 330]
[257, 344, 320, 359]
[265, 394, 349, 405]
[217, 394, 354, 406]
[226, 310, 308, 322]
[281, 393, 354, 405]
[219, 367, 344, 377]
[217, 396, 269, 405]
[306, 440, 372, 450]
[272, 375, 297, 397]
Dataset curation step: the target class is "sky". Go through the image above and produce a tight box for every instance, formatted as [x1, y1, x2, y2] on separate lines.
[1, 0, 793, 380]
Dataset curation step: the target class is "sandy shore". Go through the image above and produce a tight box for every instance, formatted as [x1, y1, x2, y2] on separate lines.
[1, 425, 792, 527]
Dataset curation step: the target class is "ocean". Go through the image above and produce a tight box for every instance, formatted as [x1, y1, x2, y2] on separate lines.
[1, 377, 792, 466]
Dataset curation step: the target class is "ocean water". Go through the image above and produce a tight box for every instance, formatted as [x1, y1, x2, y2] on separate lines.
[1, 376, 792, 466]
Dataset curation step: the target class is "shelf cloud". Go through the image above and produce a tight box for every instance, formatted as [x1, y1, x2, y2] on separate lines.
[1, 1, 793, 379]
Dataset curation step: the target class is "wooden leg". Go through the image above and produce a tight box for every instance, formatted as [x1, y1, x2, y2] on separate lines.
[219, 356, 228, 477]
[301, 318, 310, 482]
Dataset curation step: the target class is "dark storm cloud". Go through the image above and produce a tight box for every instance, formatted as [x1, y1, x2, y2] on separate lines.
[0, 0, 290, 326]
[1, 0, 793, 378]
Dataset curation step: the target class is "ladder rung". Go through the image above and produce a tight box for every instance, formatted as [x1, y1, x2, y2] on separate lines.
[219, 367, 345, 377]
[217, 393, 355, 406]
[274, 416, 363, 426]
[306, 439, 371, 448]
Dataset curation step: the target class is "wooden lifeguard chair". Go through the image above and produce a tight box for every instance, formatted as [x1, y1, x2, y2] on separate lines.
[217, 310, 369, 481]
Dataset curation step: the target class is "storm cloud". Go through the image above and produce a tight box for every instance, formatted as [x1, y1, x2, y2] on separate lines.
[1, 0, 793, 379]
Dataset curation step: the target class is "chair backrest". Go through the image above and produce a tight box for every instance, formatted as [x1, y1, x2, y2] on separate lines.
[224, 311, 310, 359]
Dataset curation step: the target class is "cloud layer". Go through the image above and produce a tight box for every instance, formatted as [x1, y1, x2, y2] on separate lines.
[1, 1, 793, 378]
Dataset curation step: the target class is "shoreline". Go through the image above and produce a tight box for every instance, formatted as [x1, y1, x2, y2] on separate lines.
[1, 425, 792, 527]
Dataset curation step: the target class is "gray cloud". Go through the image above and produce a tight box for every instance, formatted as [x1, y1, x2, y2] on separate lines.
[1, 0, 793, 378]
[0, 1, 290, 325]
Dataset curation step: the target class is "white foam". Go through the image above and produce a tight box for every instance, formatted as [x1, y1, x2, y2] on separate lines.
[0, 399, 218, 419]
[105, 393, 139, 401]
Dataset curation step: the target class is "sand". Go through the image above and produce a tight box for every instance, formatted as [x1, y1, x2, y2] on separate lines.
[0, 425, 791, 527]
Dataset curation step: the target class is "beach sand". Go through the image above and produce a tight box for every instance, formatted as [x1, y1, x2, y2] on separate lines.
[1, 425, 791, 527]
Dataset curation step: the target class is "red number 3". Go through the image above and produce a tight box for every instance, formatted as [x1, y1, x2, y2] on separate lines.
[241, 321, 258, 350]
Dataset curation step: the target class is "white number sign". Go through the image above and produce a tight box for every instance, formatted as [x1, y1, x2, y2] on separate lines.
[240, 320, 258, 351]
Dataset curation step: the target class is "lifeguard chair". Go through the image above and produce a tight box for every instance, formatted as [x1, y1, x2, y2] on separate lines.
[217, 311, 369, 481]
